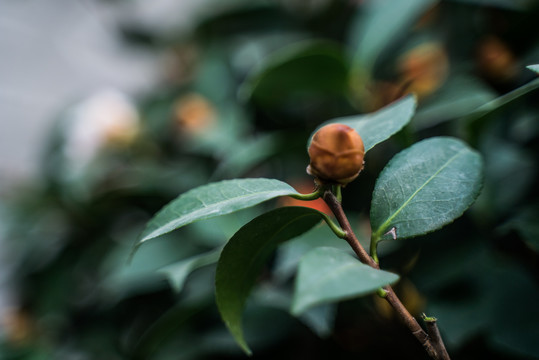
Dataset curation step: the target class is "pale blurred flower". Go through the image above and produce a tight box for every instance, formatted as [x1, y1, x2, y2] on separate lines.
[398, 42, 449, 100]
[476, 36, 518, 82]
[173, 92, 217, 135]
[63, 89, 140, 172]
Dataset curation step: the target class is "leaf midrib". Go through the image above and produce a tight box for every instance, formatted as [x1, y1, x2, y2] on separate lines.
[142, 189, 297, 242]
[372, 148, 466, 240]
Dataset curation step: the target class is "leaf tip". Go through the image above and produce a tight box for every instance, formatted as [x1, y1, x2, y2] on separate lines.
[225, 323, 253, 356]
[526, 64, 539, 74]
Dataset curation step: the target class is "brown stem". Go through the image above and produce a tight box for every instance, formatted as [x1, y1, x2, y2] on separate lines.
[322, 190, 377, 268]
[322, 190, 450, 360]
[423, 316, 451, 360]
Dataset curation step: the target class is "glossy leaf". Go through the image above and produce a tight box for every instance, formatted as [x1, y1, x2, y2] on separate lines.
[138, 179, 299, 245]
[215, 207, 326, 355]
[291, 247, 399, 315]
[370, 137, 483, 241]
[310, 95, 416, 152]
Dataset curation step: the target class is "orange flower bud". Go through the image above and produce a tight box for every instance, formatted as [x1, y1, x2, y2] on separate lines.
[307, 123, 365, 185]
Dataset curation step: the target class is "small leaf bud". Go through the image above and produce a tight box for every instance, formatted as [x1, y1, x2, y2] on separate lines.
[307, 123, 365, 185]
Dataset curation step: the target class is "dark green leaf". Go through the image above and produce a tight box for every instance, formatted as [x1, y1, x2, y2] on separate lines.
[349, 0, 437, 70]
[212, 133, 282, 178]
[291, 247, 399, 315]
[464, 78, 539, 122]
[474, 137, 535, 218]
[274, 221, 358, 282]
[242, 40, 349, 107]
[138, 179, 299, 244]
[158, 248, 222, 293]
[448, 0, 531, 10]
[253, 285, 336, 338]
[311, 95, 416, 152]
[370, 137, 483, 241]
[103, 230, 200, 299]
[215, 207, 325, 355]
[500, 205, 539, 252]
[413, 76, 496, 130]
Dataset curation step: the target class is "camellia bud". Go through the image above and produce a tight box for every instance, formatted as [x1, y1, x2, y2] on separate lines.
[307, 123, 365, 185]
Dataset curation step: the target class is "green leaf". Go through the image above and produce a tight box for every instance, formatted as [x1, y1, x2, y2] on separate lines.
[464, 78, 539, 122]
[138, 179, 299, 245]
[527, 64, 539, 74]
[158, 248, 222, 293]
[501, 205, 539, 252]
[241, 40, 349, 107]
[474, 137, 535, 218]
[311, 95, 416, 152]
[212, 133, 282, 179]
[413, 76, 496, 130]
[370, 137, 483, 241]
[252, 285, 337, 338]
[449, 0, 530, 10]
[349, 0, 437, 70]
[215, 207, 326, 355]
[274, 223, 352, 282]
[291, 247, 399, 315]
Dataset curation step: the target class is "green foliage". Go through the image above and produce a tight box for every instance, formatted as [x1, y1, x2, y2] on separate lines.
[311, 95, 417, 152]
[291, 247, 399, 315]
[215, 207, 325, 355]
[158, 247, 221, 293]
[242, 40, 349, 107]
[2, 1, 539, 359]
[465, 77, 539, 122]
[349, 0, 437, 70]
[528, 64, 539, 74]
[137, 178, 299, 244]
[370, 137, 484, 241]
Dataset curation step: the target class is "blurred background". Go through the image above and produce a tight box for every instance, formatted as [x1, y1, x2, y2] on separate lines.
[0, 0, 538, 359]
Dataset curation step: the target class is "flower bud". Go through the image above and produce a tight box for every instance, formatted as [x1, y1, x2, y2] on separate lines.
[307, 123, 365, 185]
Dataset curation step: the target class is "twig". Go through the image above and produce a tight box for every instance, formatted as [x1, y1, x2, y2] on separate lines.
[423, 315, 451, 360]
[322, 190, 450, 360]
[322, 190, 377, 268]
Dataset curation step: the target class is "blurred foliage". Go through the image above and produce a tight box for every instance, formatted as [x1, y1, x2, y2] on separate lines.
[1, 0, 539, 359]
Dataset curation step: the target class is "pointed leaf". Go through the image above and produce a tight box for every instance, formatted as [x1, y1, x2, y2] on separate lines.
[138, 179, 300, 244]
[310, 95, 416, 152]
[215, 207, 326, 355]
[465, 78, 539, 122]
[527, 64, 539, 74]
[370, 137, 483, 241]
[253, 285, 337, 338]
[413, 76, 496, 130]
[291, 247, 399, 315]
[158, 248, 222, 293]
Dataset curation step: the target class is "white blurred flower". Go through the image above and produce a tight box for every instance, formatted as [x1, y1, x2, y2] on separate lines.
[63, 89, 140, 172]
